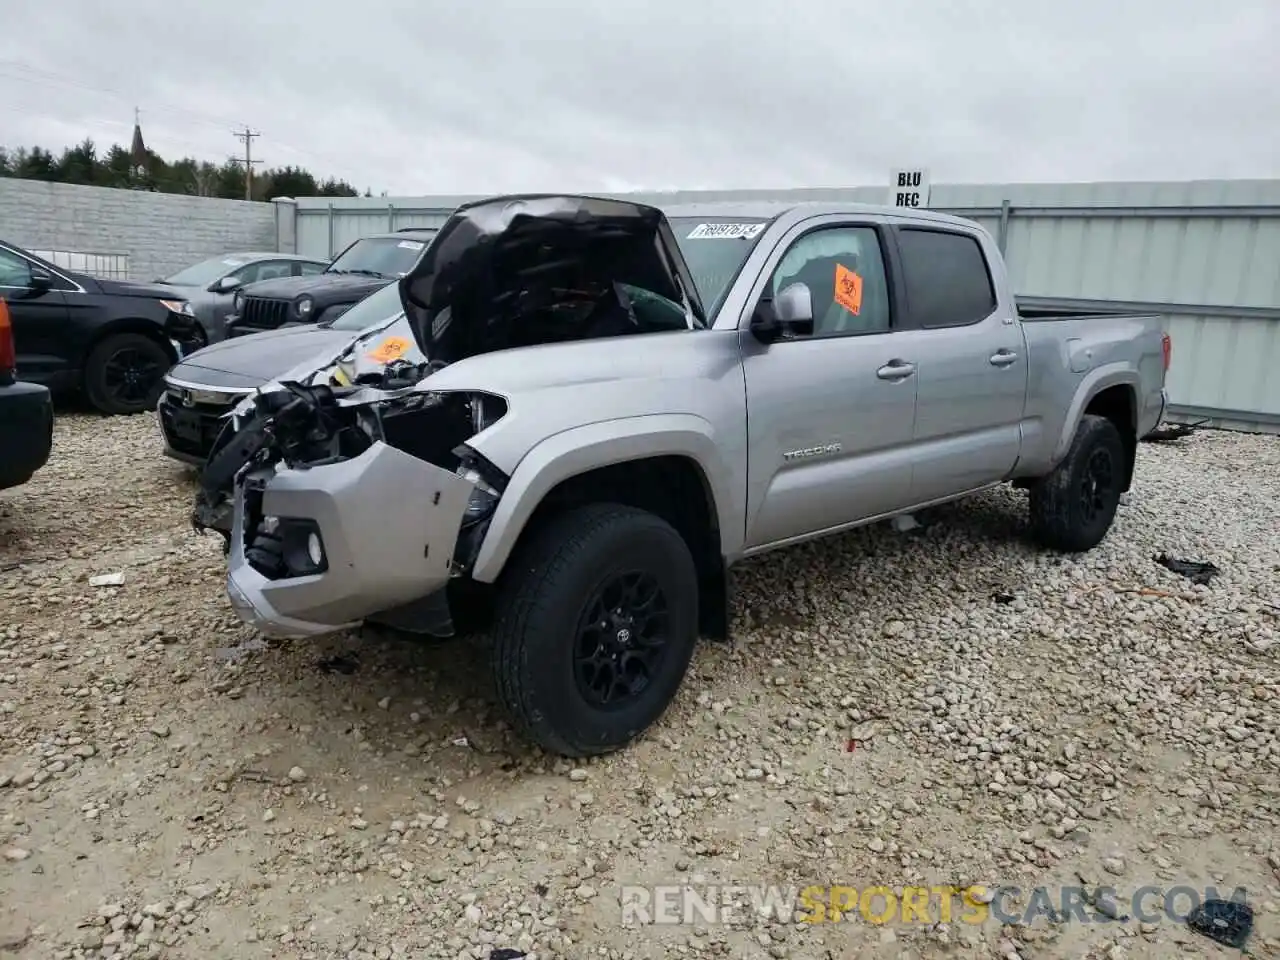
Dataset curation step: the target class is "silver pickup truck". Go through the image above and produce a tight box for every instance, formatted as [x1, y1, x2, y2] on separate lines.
[194, 194, 1170, 758]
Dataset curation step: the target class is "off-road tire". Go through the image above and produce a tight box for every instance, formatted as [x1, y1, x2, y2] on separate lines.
[491, 503, 700, 758]
[1028, 414, 1126, 552]
[83, 332, 171, 415]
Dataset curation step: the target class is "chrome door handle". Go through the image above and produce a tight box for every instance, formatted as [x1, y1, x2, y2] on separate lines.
[876, 359, 916, 381]
[989, 350, 1018, 367]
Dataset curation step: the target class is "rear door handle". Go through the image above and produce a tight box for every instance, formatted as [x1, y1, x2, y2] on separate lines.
[989, 349, 1019, 367]
[876, 359, 916, 381]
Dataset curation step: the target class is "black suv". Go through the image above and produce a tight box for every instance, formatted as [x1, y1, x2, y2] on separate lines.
[207, 228, 437, 341]
[1, 240, 192, 415]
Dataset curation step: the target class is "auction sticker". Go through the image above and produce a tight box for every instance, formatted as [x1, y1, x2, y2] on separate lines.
[398, 239, 425, 250]
[686, 222, 766, 240]
[834, 264, 863, 315]
[366, 335, 412, 364]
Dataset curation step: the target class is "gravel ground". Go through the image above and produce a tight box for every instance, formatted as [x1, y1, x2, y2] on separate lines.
[1, 412, 1278, 960]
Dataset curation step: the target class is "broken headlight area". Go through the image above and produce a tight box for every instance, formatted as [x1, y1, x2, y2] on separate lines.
[373, 390, 509, 573]
[192, 381, 510, 576]
[191, 382, 368, 544]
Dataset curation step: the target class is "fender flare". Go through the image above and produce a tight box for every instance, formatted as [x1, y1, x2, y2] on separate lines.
[469, 414, 739, 583]
[1052, 363, 1139, 463]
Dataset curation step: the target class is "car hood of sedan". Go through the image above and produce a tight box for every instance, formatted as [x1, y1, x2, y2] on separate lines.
[166, 325, 358, 390]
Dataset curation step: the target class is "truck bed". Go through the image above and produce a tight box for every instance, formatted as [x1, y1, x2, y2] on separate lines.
[1016, 295, 1163, 322]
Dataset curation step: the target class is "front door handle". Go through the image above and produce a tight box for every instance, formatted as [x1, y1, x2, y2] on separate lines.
[876, 359, 916, 381]
[989, 349, 1019, 367]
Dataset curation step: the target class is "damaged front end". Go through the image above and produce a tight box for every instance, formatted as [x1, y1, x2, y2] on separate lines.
[194, 378, 508, 639]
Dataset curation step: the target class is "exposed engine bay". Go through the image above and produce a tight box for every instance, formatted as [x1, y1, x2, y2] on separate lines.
[193, 194, 710, 638]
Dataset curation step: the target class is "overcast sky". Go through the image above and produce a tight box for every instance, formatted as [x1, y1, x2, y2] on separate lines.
[1, 0, 1277, 196]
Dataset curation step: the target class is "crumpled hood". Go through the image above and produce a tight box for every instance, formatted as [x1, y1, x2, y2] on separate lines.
[396, 194, 707, 363]
[241, 272, 390, 302]
[168, 325, 357, 389]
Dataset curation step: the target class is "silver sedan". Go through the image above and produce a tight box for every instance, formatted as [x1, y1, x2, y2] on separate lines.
[156, 252, 330, 345]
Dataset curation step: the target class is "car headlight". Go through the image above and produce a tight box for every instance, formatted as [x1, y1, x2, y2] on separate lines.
[233, 290, 245, 312]
[296, 296, 314, 318]
[158, 299, 194, 316]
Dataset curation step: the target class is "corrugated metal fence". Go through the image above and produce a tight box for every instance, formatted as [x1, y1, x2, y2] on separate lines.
[275, 178, 1280, 431]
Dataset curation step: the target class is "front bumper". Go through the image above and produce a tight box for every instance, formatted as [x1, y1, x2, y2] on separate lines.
[156, 388, 244, 466]
[225, 440, 477, 638]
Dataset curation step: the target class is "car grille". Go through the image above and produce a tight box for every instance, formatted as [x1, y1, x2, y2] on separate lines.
[241, 297, 292, 330]
[158, 388, 242, 461]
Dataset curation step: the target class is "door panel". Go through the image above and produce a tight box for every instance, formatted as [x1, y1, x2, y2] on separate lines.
[739, 221, 918, 550]
[741, 332, 920, 547]
[910, 320, 1027, 500]
[0, 248, 71, 384]
[893, 226, 1026, 503]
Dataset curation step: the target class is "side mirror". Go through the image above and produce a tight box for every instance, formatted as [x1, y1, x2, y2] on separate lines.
[16, 266, 54, 299]
[210, 275, 242, 294]
[750, 281, 815, 344]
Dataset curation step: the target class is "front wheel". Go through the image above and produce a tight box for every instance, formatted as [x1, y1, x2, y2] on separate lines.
[491, 503, 700, 758]
[83, 333, 171, 415]
[1028, 414, 1127, 552]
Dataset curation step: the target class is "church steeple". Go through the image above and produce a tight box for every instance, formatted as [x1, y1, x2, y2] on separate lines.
[130, 107, 148, 179]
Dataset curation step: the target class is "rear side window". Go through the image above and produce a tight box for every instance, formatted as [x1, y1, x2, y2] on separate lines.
[897, 228, 997, 328]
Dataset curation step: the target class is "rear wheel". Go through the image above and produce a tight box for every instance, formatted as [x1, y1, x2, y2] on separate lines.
[1028, 414, 1126, 552]
[84, 333, 171, 415]
[491, 503, 700, 757]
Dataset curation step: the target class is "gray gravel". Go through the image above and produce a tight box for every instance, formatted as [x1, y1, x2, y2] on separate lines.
[1, 413, 1278, 960]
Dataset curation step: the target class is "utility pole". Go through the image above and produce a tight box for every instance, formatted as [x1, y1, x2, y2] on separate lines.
[230, 127, 261, 200]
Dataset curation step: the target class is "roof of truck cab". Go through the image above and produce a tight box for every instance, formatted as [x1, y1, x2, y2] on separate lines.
[660, 200, 981, 229]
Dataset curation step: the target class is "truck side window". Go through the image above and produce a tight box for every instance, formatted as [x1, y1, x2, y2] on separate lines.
[768, 227, 890, 337]
[897, 228, 997, 328]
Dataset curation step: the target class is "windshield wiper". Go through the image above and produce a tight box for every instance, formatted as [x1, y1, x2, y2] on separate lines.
[342, 268, 387, 279]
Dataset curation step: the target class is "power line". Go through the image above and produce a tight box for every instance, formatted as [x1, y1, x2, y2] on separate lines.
[229, 127, 261, 200]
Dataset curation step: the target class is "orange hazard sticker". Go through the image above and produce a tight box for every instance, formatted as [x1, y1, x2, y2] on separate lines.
[366, 336, 412, 364]
[834, 264, 863, 315]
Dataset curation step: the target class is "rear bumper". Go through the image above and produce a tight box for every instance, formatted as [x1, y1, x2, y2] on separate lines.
[1141, 388, 1169, 438]
[0, 381, 54, 490]
[225, 441, 478, 638]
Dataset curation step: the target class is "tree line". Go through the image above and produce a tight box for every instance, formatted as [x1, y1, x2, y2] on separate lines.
[0, 138, 368, 200]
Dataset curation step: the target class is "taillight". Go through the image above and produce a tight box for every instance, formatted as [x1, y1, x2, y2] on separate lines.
[1161, 332, 1172, 372]
[0, 298, 15, 384]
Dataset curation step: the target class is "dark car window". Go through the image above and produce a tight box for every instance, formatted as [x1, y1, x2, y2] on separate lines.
[238, 260, 294, 283]
[300, 261, 328, 276]
[896, 228, 997, 328]
[0, 247, 33, 289]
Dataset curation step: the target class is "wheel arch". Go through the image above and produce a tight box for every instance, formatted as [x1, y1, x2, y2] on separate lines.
[469, 416, 738, 638]
[81, 318, 177, 373]
[1056, 367, 1139, 491]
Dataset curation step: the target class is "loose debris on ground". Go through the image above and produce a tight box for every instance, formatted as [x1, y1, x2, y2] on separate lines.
[1, 414, 1278, 960]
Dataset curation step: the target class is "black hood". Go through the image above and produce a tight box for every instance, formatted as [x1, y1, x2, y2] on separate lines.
[397, 194, 707, 364]
[96, 277, 185, 299]
[241, 272, 392, 306]
[168, 325, 356, 389]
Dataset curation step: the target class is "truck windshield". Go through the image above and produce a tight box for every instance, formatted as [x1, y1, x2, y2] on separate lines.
[327, 235, 435, 279]
[669, 217, 770, 316]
